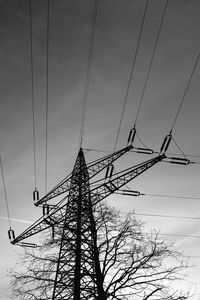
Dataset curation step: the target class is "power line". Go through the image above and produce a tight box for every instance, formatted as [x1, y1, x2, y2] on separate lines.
[134, 212, 200, 221]
[0, 156, 11, 228]
[115, 189, 200, 201]
[2, 214, 199, 258]
[136, 230, 200, 239]
[118, 208, 200, 221]
[171, 136, 186, 158]
[84, 147, 200, 162]
[134, 0, 169, 126]
[100, 209, 200, 239]
[113, 0, 149, 151]
[45, 0, 50, 194]
[143, 193, 200, 201]
[135, 131, 151, 149]
[157, 233, 200, 239]
[182, 255, 200, 259]
[29, 0, 37, 189]
[171, 51, 200, 131]
[79, 0, 98, 148]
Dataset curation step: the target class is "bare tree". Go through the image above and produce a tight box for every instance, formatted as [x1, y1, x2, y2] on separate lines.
[9, 201, 188, 300]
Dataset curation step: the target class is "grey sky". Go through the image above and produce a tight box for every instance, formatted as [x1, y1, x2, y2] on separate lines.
[0, 0, 200, 298]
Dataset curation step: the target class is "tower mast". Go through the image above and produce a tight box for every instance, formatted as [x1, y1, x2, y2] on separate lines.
[52, 148, 105, 299]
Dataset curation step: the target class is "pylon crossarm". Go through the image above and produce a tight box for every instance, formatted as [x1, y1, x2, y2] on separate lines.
[90, 154, 165, 205]
[35, 145, 133, 206]
[86, 145, 133, 177]
[35, 173, 72, 206]
[12, 154, 164, 245]
[11, 196, 68, 245]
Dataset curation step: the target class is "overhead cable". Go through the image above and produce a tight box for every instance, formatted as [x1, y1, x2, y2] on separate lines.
[113, 0, 149, 151]
[79, 0, 98, 148]
[0, 156, 11, 228]
[45, 0, 50, 194]
[113, 190, 200, 201]
[157, 233, 200, 239]
[170, 136, 186, 157]
[135, 131, 151, 149]
[134, 0, 169, 125]
[139, 230, 200, 239]
[118, 210, 200, 221]
[143, 193, 200, 201]
[171, 51, 200, 131]
[84, 147, 200, 162]
[29, 0, 37, 189]
[134, 212, 200, 221]
[182, 255, 200, 259]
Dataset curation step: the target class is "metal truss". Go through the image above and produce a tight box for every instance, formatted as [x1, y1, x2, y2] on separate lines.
[52, 148, 101, 299]
[11, 145, 166, 299]
[11, 151, 165, 245]
[35, 145, 133, 206]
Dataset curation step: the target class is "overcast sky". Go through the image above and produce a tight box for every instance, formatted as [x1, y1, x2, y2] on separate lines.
[0, 0, 200, 298]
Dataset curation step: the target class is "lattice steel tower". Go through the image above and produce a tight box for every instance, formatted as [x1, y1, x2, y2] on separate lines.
[9, 131, 178, 299]
[52, 148, 105, 299]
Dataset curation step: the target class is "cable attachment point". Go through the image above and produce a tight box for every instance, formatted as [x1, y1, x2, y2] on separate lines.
[33, 188, 39, 205]
[8, 228, 15, 243]
[127, 127, 136, 146]
[160, 131, 172, 155]
[122, 190, 141, 197]
[16, 242, 37, 248]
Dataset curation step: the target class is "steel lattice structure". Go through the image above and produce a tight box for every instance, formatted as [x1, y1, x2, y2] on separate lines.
[10, 137, 174, 299]
[52, 148, 105, 299]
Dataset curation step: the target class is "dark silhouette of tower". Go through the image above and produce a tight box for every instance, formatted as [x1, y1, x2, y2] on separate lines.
[52, 148, 105, 299]
[9, 139, 173, 299]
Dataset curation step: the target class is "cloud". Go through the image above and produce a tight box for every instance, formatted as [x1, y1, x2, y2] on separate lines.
[0, 216, 33, 224]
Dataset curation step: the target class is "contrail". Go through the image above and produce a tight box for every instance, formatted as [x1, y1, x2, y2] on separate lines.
[0, 216, 33, 224]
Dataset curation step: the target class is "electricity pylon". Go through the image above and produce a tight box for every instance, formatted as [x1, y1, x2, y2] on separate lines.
[9, 131, 187, 299]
